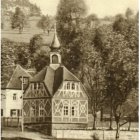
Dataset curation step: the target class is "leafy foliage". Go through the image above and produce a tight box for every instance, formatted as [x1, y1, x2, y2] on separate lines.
[56, 0, 87, 73]
[1, 38, 30, 88]
[11, 7, 26, 34]
[29, 34, 43, 54]
[2, 0, 41, 16]
[33, 51, 50, 72]
[37, 15, 52, 34]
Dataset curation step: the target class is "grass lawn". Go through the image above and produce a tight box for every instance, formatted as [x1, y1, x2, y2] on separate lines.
[2, 18, 54, 44]
[2, 28, 54, 44]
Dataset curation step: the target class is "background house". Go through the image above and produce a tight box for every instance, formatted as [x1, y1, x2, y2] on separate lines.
[1, 65, 32, 118]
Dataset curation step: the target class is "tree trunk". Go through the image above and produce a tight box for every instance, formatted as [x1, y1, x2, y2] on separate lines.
[100, 107, 103, 121]
[109, 105, 113, 130]
[19, 26, 23, 34]
[48, 30, 50, 35]
[128, 117, 131, 131]
[19, 28, 22, 34]
[93, 113, 97, 130]
[116, 122, 120, 140]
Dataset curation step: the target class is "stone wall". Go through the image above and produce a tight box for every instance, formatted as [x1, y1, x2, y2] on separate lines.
[52, 123, 87, 130]
[52, 129, 138, 140]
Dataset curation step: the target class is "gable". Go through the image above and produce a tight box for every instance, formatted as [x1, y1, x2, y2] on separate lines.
[24, 82, 50, 98]
[6, 65, 32, 89]
[53, 81, 88, 99]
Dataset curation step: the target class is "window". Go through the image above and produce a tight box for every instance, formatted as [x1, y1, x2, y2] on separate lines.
[64, 106, 68, 116]
[23, 78, 28, 84]
[34, 83, 36, 90]
[67, 82, 70, 89]
[1, 109, 3, 116]
[38, 83, 41, 89]
[39, 105, 44, 117]
[17, 109, 22, 116]
[71, 106, 77, 116]
[30, 106, 35, 117]
[72, 83, 75, 90]
[13, 94, 17, 100]
[20, 77, 29, 85]
[52, 54, 58, 64]
[10, 109, 17, 117]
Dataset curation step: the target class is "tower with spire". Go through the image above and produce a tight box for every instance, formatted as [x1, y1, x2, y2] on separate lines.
[50, 24, 61, 70]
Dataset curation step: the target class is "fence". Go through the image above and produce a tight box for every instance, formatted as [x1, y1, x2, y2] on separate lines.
[1, 117, 21, 127]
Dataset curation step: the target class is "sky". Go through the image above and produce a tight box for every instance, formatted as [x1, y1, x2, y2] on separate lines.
[29, 0, 138, 18]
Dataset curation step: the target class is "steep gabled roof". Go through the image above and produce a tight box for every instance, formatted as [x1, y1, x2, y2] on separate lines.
[6, 65, 32, 89]
[30, 65, 80, 96]
[62, 66, 80, 82]
[30, 66, 48, 82]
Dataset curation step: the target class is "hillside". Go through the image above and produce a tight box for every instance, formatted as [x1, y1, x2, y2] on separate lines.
[2, 0, 41, 17]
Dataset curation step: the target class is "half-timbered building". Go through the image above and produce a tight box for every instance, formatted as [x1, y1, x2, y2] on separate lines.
[23, 29, 88, 133]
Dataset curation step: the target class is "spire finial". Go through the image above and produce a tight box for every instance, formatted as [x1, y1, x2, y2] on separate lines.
[50, 23, 60, 50]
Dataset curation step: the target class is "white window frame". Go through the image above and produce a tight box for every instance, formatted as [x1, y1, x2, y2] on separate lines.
[67, 82, 70, 90]
[71, 106, 78, 117]
[39, 105, 44, 117]
[10, 109, 17, 117]
[72, 83, 75, 90]
[13, 94, 17, 100]
[63, 106, 69, 116]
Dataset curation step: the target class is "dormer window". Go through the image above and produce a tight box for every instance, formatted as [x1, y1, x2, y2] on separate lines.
[34, 83, 37, 90]
[38, 83, 41, 89]
[19, 77, 29, 85]
[33, 83, 43, 90]
[72, 83, 75, 90]
[23, 78, 28, 84]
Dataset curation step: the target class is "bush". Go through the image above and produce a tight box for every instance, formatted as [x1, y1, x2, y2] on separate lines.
[91, 133, 100, 140]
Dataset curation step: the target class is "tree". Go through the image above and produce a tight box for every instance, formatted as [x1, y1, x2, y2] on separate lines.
[34, 51, 49, 72]
[37, 15, 51, 34]
[91, 26, 115, 129]
[91, 24, 138, 138]
[29, 34, 43, 54]
[83, 46, 106, 130]
[113, 14, 128, 35]
[56, 0, 87, 73]
[11, 7, 26, 34]
[29, 34, 51, 71]
[125, 8, 134, 19]
[86, 14, 99, 28]
[103, 31, 137, 139]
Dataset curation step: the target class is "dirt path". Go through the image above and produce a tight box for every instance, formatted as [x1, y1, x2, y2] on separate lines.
[2, 129, 52, 140]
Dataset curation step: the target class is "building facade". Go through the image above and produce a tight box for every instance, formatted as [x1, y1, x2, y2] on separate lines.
[23, 30, 88, 133]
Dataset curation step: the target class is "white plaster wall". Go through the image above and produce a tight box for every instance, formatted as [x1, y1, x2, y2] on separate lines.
[1, 90, 6, 116]
[2, 89, 23, 117]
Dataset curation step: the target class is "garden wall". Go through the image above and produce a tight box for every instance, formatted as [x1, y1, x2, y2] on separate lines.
[52, 129, 138, 140]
